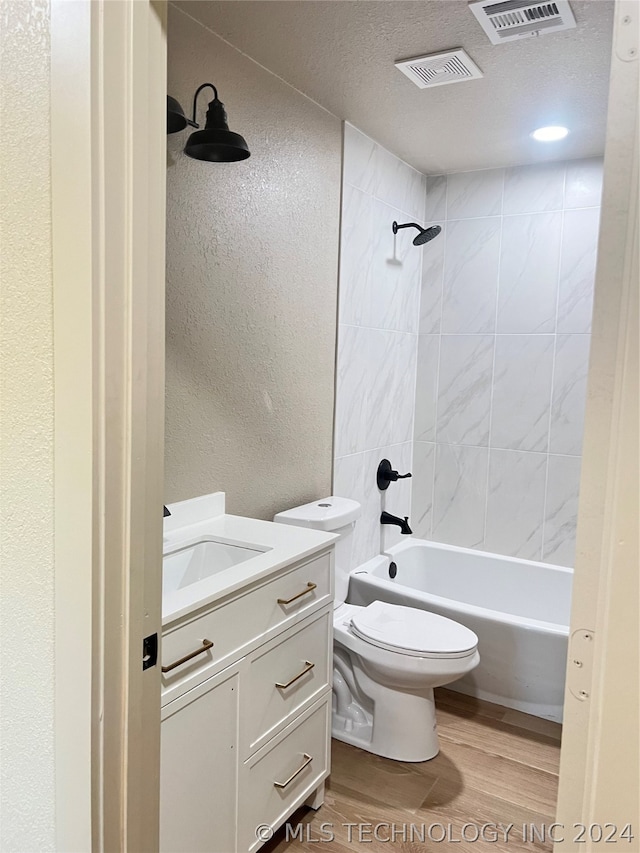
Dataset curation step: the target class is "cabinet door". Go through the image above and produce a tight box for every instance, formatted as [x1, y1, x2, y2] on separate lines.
[160, 666, 239, 853]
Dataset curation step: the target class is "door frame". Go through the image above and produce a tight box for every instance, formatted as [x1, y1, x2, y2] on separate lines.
[51, 1, 167, 849]
[554, 0, 639, 847]
[50, 0, 638, 848]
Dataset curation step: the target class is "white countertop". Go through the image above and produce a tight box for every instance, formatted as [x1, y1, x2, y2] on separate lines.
[162, 492, 336, 625]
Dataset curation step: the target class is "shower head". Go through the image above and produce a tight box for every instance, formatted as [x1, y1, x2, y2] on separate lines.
[412, 225, 442, 245]
[392, 221, 442, 246]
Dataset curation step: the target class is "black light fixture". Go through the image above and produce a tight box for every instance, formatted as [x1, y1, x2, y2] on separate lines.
[167, 96, 197, 134]
[183, 83, 250, 162]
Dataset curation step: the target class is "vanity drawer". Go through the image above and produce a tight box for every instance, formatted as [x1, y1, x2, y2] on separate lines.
[161, 551, 332, 701]
[240, 697, 330, 853]
[244, 609, 331, 755]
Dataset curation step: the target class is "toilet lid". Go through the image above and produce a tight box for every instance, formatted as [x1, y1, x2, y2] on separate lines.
[350, 601, 478, 657]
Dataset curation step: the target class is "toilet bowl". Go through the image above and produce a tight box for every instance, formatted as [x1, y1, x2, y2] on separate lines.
[274, 497, 480, 762]
[332, 601, 478, 760]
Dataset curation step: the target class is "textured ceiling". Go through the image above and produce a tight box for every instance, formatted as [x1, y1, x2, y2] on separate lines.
[173, 0, 614, 174]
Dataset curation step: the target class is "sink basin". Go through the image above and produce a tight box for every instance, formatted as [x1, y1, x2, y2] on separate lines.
[163, 537, 267, 596]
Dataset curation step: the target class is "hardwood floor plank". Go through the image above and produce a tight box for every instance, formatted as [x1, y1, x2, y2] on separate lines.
[329, 740, 439, 811]
[435, 688, 508, 721]
[417, 738, 559, 814]
[416, 777, 556, 852]
[436, 707, 561, 775]
[502, 709, 563, 741]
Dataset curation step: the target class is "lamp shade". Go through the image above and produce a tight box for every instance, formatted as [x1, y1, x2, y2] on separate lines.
[184, 97, 250, 162]
[167, 96, 189, 134]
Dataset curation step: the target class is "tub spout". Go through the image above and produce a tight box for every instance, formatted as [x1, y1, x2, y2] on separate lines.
[380, 511, 412, 534]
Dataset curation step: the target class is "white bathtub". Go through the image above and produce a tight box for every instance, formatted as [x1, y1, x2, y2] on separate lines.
[348, 539, 573, 723]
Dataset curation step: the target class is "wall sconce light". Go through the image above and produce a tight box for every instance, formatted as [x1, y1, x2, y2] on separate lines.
[166, 84, 250, 163]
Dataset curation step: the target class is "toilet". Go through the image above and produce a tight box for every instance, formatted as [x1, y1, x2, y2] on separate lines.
[274, 497, 480, 762]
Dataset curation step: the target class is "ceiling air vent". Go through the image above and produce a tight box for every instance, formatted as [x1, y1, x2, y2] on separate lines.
[394, 49, 483, 89]
[469, 0, 577, 44]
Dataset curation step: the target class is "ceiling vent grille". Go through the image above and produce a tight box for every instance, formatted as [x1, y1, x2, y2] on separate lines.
[394, 49, 483, 89]
[469, 0, 577, 44]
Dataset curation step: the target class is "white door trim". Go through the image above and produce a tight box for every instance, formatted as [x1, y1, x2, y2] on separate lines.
[555, 0, 639, 846]
[51, 2, 167, 849]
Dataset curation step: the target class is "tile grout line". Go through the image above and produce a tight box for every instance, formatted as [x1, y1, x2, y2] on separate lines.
[541, 166, 568, 562]
[407, 175, 428, 529]
[430, 175, 449, 539]
[481, 171, 506, 551]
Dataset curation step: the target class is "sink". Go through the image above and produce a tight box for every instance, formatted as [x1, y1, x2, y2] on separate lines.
[163, 537, 268, 596]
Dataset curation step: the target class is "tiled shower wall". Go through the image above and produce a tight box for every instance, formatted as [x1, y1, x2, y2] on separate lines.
[333, 124, 424, 570]
[412, 159, 602, 567]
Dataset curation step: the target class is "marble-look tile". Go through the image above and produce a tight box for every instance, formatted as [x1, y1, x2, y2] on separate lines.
[414, 335, 439, 442]
[333, 324, 370, 457]
[490, 335, 554, 452]
[378, 441, 414, 550]
[441, 217, 501, 334]
[419, 221, 445, 334]
[368, 199, 422, 333]
[549, 334, 591, 456]
[408, 170, 427, 223]
[497, 212, 562, 334]
[564, 158, 603, 209]
[338, 184, 373, 326]
[503, 162, 565, 215]
[446, 168, 504, 220]
[333, 452, 363, 505]
[557, 208, 600, 334]
[484, 449, 547, 560]
[367, 330, 417, 451]
[543, 454, 582, 567]
[432, 443, 489, 549]
[424, 175, 447, 222]
[376, 145, 421, 218]
[333, 450, 379, 570]
[343, 123, 376, 194]
[411, 441, 435, 539]
[437, 335, 494, 446]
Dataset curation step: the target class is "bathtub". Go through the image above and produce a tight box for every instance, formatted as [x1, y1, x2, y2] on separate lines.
[348, 539, 572, 723]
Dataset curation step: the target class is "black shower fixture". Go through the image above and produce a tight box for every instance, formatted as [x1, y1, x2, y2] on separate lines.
[392, 220, 442, 246]
[167, 84, 250, 162]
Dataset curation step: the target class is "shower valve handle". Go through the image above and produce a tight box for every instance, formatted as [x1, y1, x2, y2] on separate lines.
[377, 459, 412, 491]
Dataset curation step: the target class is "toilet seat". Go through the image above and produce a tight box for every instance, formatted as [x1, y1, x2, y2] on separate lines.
[350, 600, 478, 659]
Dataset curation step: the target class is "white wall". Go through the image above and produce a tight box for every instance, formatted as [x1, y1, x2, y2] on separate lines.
[412, 160, 602, 566]
[0, 0, 56, 847]
[165, 5, 342, 520]
[333, 124, 425, 570]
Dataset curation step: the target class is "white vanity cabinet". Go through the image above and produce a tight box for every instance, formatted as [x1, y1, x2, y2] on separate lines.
[160, 665, 239, 853]
[159, 548, 334, 853]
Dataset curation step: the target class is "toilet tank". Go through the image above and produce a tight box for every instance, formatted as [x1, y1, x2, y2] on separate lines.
[273, 497, 361, 607]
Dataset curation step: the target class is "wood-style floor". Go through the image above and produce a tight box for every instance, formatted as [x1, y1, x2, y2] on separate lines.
[264, 688, 562, 853]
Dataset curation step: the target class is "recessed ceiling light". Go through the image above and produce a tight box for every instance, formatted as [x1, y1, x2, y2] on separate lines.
[531, 126, 570, 142]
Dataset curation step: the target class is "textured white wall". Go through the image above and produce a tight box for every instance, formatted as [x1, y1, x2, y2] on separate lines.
[333, 125, 425, 570]
[165, 5, 342, 520]
[412, 160, 603, 566]
[0, 0, 56, 848]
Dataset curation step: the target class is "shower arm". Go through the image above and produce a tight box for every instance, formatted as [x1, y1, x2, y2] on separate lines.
[190, 83, 219, 128]
[392, 221, 422, 235]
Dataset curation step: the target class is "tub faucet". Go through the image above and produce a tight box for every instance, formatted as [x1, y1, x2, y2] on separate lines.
[380, 511, 412, 535]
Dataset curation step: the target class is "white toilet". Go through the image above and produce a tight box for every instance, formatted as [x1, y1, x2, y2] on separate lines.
[274, 497, 480, 762]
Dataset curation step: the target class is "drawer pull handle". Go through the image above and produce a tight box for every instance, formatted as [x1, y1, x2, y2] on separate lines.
[277, 582, 317, 605]
[275, 660, 315, 690]
[273, 753, 313, 789]
[161, 639, 214, 673]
